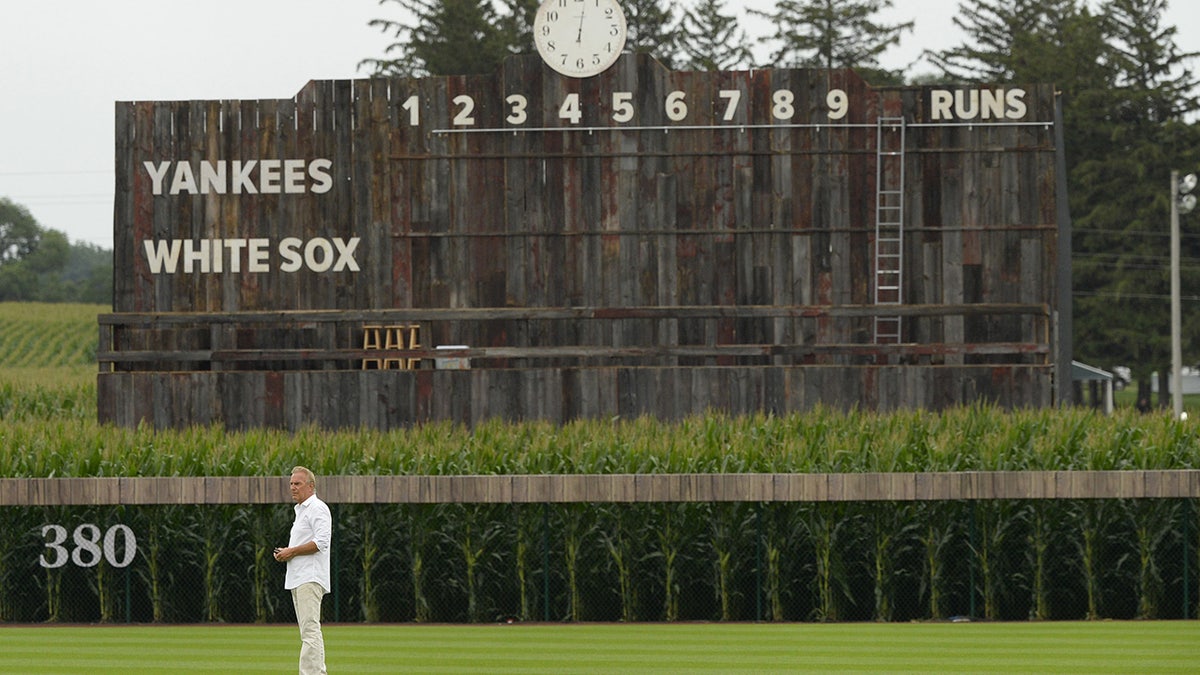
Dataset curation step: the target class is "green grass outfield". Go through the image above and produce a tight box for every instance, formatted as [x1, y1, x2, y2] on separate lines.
[0, 621, 1196, 674]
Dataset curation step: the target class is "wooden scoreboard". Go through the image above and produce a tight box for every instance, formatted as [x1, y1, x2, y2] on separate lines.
[101, 53, 1069, 429]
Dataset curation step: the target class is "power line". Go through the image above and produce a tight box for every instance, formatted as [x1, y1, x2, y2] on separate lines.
[1073, 290, 1200, 302]
[0, 170, 112, 176]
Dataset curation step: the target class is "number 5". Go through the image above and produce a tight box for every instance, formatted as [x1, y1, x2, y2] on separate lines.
[612, 92, 634, 123]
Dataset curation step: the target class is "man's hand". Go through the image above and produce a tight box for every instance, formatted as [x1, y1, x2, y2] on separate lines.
[273, 546, 293, 562]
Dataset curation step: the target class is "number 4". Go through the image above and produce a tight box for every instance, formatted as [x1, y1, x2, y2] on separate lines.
[559, 93, 582, 124]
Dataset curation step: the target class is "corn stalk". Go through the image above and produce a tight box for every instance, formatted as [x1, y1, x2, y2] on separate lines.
[1068, 499, 1117, 620]
[870, 502, 918, 622]
[0, 508, 22, 620]
[559, 504, 594, 621]
[137, 506, 168, 622]
[40, 505, 68, 622]
[652, 503, 691, 621]
[1027, 501, 1052, 620]
[192, 505, 249, 622]
[408, 505, 433, 622]
[338, 503, 402, 622]
[916, 501, 959, 620]
[1125, 499, 1177, 619]
[43, 566, 62, 622]
[971, 500, 1027, 620]
[762, 503, 804, 621]
[709, 503, 749, 621]
[512, 504, 536, 621]
[599, 504, 641, 622]
[247, 504, 289, 623]
[442, 504, 504, 623]
[804, 502, 856, 622]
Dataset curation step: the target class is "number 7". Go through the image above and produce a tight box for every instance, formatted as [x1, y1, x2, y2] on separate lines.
[718, 90, 741, 122]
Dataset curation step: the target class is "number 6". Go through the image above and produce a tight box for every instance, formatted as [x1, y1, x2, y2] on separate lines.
[665, 91, 688, 122]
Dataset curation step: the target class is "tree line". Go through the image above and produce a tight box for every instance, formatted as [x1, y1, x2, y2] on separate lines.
[359, 0, 913, 82]
[3, 1, 1195, 402]
[0, 198, 111, 305]
[363, 0, 1200, 403]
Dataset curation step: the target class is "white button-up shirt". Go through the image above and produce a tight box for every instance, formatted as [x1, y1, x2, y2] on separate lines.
[285, 493, 332, 593]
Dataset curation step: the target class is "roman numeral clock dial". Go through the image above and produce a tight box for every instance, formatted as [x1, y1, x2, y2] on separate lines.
[534, 0, 628, 78]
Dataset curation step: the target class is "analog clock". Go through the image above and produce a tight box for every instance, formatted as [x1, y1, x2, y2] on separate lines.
[534, 0, 628, 78]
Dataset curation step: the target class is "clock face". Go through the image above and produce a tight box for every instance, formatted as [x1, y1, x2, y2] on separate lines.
[534, 0, 628, 79]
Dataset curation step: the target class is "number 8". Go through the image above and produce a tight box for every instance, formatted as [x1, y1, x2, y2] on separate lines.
[772, 90, 795, 120]
[72, 524, 103, 567]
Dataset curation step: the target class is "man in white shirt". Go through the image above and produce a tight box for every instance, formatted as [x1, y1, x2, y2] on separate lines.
[274, 466, 332, 675]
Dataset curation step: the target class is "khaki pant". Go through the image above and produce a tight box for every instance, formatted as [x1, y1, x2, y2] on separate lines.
[291, 582, 327, 675]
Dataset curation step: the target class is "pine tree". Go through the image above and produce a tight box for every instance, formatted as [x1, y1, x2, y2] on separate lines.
[361, 0, 516, 77]
[750, 0, 913, 72]
[1103, 0, 1200, 124]
[936, 0, 1200, 404]
[1069, 0, 1200, 400]
[497, 0, 541, 55]
[925, 0, 1070, 82]
[624, 0, 681, 68]
[675, 0, 755, 71]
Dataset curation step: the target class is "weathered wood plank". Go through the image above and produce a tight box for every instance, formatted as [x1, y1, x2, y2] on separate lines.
[110, 57, 1061, 429]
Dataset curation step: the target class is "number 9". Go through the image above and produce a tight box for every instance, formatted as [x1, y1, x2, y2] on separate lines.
[827, 89, 848, 120]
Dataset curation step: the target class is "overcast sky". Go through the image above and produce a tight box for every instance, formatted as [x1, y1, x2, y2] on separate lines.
[2, 0, 1197, 250]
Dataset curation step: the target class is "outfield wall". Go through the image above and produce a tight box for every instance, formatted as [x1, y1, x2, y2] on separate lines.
[2, 478, 1195, 624]
[4, 471, 1198, 505]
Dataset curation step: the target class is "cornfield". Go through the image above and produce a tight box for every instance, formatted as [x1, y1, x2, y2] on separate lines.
[2, 373, 1198, 623]
[0, 303, 98, 361]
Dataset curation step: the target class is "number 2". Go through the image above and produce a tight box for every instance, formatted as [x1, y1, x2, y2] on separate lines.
[453, 95, 476, 126]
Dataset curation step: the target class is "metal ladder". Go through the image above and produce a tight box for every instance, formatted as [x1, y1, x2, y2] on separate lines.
[874, 117, 905, 344]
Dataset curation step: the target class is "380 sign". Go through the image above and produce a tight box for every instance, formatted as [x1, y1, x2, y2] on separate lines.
[39, 524, 138, 569]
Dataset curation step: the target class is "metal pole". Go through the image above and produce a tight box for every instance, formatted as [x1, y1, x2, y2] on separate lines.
[968, 501, 977, 620]
[125, 565, 132, 623]
[542, 503, 550, 622]
[755, 504, 763, 622]
[331, 504, 339, 621]
[1172, 170, 1183, 420]
[1184, 498, 1192, 620]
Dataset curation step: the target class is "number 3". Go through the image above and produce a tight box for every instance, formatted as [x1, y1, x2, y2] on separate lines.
[40, 525, 69, 569]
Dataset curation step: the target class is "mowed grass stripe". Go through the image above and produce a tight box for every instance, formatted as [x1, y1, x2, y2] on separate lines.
[6, 622, 1197, 674]
[0, 625, 298, 674]
[368, 622, 1200, 674]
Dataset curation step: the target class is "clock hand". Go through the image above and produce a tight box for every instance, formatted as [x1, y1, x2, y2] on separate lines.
[576, 8, 586, 43]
